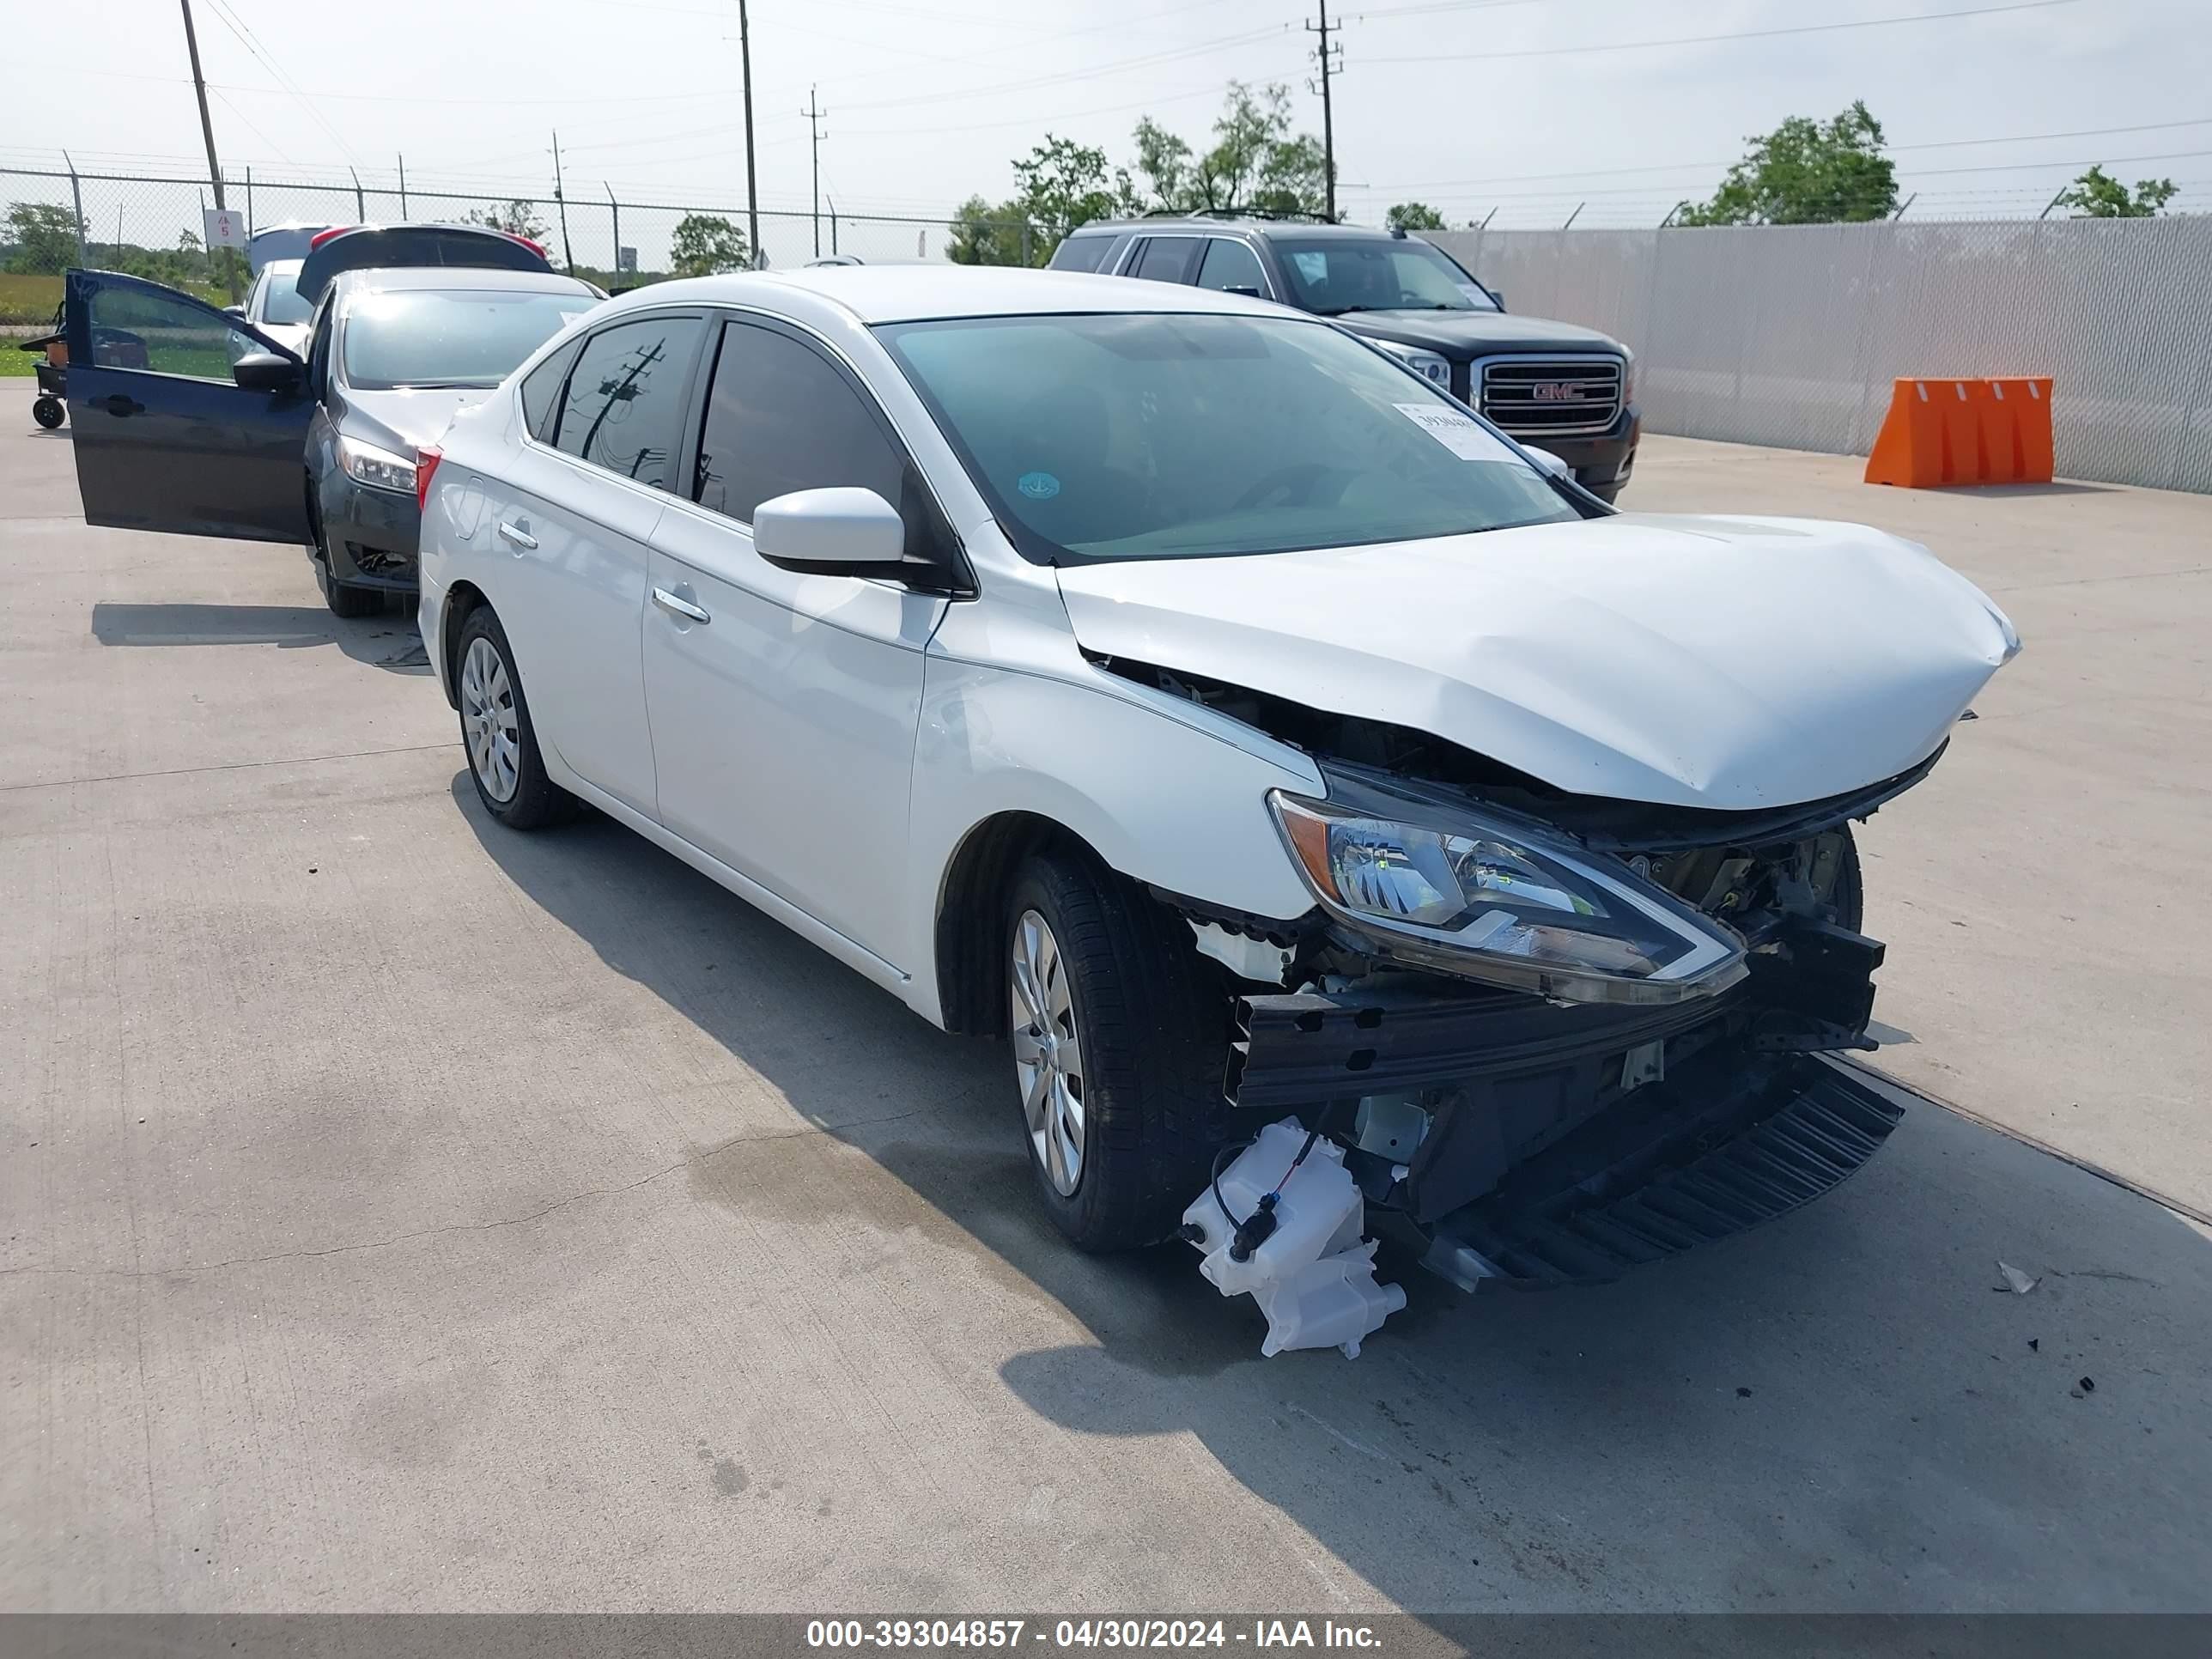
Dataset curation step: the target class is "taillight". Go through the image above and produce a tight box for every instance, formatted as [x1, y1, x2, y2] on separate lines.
[416, 446, 443, 514]
[307, 225, 362, 250]
[498, 230, 549, 258]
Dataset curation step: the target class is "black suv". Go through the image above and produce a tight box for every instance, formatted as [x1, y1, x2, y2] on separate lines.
[1051, 217, 1639, 502]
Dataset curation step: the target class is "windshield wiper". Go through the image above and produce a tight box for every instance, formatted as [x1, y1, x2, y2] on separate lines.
[1316, 302, 1456, 316]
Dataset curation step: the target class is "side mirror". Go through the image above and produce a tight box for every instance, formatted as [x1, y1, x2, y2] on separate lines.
[1524, 446, 1573, 483]
[223, 305, 247, 320]
[752, 486, 905, 574]
[1486, 287, 1505, 310]
[233, 351, 302, 393]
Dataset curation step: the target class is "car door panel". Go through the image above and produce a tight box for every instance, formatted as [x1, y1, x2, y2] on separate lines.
[646, 504, 941, 965]
[483, 311, 710, 815]
[64, 270, 313, 544]
[484, 442, 665, 816]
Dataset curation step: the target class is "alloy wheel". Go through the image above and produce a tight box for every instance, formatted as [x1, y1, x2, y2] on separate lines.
[459, 635, 521, 803]
[1010, 908, 1086, 1196]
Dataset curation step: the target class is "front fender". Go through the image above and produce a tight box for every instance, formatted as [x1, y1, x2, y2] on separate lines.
[905, 651, 1322, 1025]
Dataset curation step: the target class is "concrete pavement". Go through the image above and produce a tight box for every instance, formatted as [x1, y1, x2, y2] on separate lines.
[3, 423, 2208, 1613]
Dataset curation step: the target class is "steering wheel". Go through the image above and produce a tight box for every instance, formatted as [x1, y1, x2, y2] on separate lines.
[1231, 462, 1352, 513]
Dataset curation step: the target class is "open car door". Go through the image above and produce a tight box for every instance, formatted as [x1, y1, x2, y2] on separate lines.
[64, 269, 313, 544]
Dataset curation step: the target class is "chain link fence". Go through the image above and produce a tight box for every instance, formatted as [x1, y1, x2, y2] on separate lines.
[1, 164, 1029, 323]
[1430, 216, 2212, 493]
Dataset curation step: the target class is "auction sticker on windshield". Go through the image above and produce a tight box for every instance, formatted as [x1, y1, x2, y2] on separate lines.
[1394, 401, 1516, 463]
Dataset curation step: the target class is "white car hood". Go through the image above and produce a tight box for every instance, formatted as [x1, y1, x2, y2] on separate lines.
[1054, 514, 2019, 811]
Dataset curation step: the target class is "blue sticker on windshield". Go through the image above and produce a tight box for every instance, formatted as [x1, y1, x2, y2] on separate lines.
[1017, 471, 1060, 500]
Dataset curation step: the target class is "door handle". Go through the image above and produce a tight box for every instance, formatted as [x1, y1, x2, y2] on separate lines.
[651, 586, 710, 624]
[96, 394, 144, 417]
[495, 520, 538, 550]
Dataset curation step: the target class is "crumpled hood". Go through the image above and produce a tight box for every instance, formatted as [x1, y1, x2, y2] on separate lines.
[338, 385, 494, 455]
[1055, 514, 2020, 811]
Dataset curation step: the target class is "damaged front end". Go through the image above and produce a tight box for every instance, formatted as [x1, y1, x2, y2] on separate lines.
[1133, 664, 1917, 1304]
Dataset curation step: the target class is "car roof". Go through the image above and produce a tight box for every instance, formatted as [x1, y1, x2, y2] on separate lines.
[329, 266, 597, 300]
[605, 264, 1295, 325]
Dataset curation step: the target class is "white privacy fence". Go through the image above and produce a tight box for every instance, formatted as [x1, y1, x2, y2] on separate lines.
[1428, 217, 2212, 494]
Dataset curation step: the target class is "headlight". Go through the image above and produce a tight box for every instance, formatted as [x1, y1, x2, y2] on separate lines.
[1270, 791, 1745, 1004]
[1620, 348, 1637, 404]
[336, 433, 418, 495]
[1372, 339, 1452, 388]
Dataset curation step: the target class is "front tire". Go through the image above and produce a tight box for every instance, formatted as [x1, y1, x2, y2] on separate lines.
[1005, 849, 1231, 1252]
[454, 605, 575, 829]
[310, 498, 381, 618]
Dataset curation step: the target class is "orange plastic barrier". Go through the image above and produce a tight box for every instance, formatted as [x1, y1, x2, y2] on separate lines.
[1864, 376, 2053, 488]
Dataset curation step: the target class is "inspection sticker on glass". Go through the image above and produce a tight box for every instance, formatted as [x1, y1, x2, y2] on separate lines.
[1395, 402, 1514, 462]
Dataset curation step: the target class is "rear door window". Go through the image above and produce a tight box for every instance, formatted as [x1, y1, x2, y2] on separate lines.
[550, 314, 708, 490]
[1130, 237, 1200, 284]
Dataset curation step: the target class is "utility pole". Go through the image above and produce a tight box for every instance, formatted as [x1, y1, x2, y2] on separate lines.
[737, 0, 761, 266]
[801, 86, 828, 258]
[1305, 0, 1340, 222]
[398, 153, 408, 218]
[550, 129, 574, 270]
[178, 0, 240, 298]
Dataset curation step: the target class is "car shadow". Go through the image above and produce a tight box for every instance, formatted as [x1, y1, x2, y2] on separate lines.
[89, 600, 431, 673]
[452, 777, 2212, 1613]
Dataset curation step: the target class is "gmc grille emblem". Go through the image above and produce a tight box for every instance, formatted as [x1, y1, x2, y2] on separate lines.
[1533, 382, 1585, 402]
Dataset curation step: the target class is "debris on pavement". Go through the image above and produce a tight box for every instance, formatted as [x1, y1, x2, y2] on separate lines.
[1995, 1261, 2040, 1294]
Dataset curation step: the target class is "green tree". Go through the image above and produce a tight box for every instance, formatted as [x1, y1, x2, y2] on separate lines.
[5, 202, 81, 274]
[1132, 82, 1318, 217]
[669, 212, 750, 276]
[1126, 83, 1331, 218]
[2055, 165, 2178, 218]
[1386, 201, 1448, 231]
[947, 194, 1029, 266]
[1678, 101, 1898, 226]
[1009, 135, 1119, 257]
[465, 199, 551, 243]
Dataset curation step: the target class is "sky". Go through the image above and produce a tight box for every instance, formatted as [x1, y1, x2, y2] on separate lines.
[5, 0, 2210, 264]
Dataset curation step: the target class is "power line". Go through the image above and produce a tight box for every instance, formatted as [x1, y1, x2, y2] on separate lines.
[1363, 0, 2084, 64]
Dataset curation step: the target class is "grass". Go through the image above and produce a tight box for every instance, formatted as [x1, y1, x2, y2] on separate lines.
[1, 270, 231, 325]
[0, 272, 63, 326]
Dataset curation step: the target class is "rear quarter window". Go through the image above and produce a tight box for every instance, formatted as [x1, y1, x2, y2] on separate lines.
[1050, 235, 1113, 274]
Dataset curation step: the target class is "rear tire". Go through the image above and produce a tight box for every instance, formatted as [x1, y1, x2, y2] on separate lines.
[1005, 848, 1231, 1252]
[32, 396, 64, 429]
[454, 605, 576, 830]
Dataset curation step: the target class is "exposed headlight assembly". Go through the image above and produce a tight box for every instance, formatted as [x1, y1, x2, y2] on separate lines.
[1371, 338, 1452, 387]
[1270, 791, 1746, 1004]
[336, 433, 418, 495]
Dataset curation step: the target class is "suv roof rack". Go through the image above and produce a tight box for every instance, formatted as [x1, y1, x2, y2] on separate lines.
[1134, 206, 1340, 225]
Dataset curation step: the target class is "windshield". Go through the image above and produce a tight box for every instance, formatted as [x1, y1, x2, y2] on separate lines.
[878, 312, 1576, 563]
[1269, 236, 1498, 316]
[340, 289, 591, 391]
[254, 261, 313, 326]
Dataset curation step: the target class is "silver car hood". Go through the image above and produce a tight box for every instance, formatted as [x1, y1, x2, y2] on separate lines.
[1054, 513, 2020, 811]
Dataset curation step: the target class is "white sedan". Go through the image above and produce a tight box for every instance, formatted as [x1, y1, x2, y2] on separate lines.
[416, 266, 2017, 1296]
